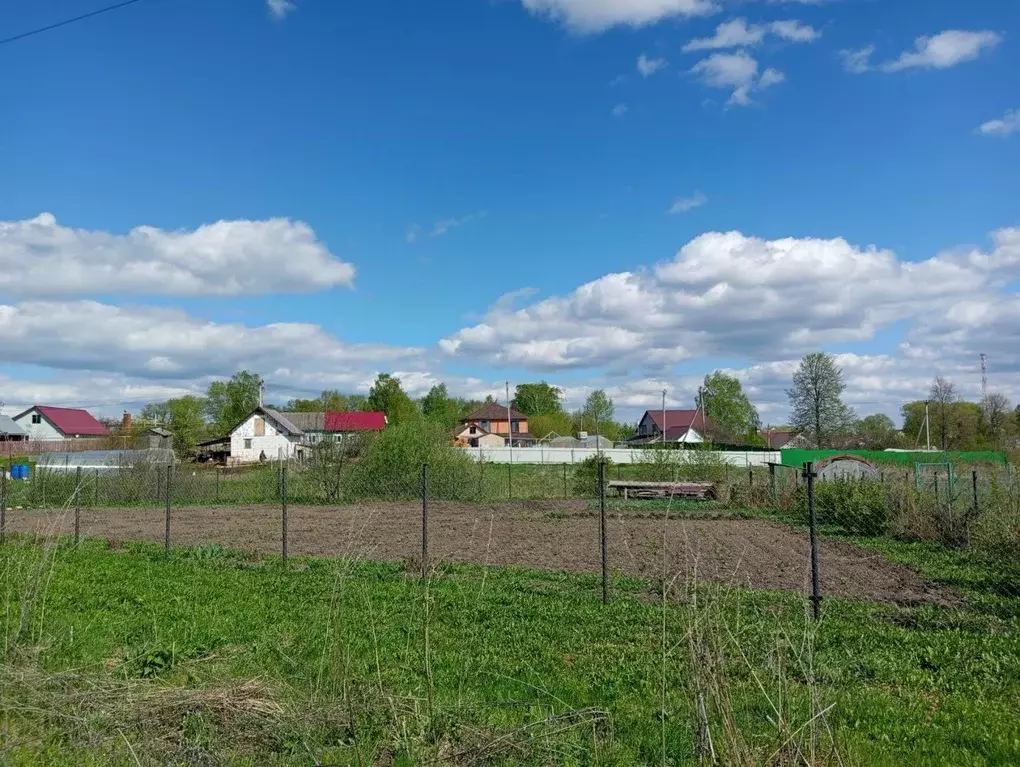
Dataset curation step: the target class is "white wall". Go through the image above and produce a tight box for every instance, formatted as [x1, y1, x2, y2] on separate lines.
[13, 409, 65, 441]
[460, 446, 780, 467]
[229, 413, 298, 463]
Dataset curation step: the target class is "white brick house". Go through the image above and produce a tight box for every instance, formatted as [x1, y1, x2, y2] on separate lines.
[229, 408, 303, 463]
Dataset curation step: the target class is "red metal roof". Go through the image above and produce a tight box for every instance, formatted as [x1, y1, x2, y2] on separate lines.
[646, 409, 707, 432]
[29, 405, 109, 436]
[324, 411, 387, 432]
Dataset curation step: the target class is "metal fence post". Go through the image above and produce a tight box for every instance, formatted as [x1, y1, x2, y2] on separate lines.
[216, 466, 221, 503]
[972, 470, 979, 514]
[563, 464, 568, 499]
[164, 464, 172, 558]
[599, 459, 608, 604]
[507, 462, 512, 501]
[281, 465, 289, 566]
[804, 462, 821, 620]
[769, 463, 777, 504]
[0, 468, 6, 546]
[75, 466, 82, 546]
[421, 463, 429, 579]
[94, 468, 100, 507]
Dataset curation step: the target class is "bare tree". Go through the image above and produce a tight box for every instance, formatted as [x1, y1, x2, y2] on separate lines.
[787, 352, 856, 448]
[928, 376, 958, 450]
[980, 392, 1011, 448]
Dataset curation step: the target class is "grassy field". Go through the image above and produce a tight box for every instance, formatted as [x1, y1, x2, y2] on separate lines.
[2, 532, 1018, 765]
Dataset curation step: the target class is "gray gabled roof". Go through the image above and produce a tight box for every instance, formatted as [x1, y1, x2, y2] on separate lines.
[0, 415, 26, 437]
[263, 408, 303, 435]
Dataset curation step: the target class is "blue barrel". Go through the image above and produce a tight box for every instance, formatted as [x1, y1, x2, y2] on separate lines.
[9, 465, 19, 480]
[19, 464, 30, 480]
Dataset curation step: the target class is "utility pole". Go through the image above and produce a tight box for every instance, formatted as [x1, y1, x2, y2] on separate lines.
[980, 353, 988, 400]
[661, 389, 667, 446]
[505, 380, 512, 452]
[924, 400, 931, 452]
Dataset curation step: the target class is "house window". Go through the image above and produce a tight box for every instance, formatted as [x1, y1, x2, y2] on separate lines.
[31, 414, 42, 424]
[469, 426, 477, 435]
[511, 420, 519, 433]
[244, 438, 252, 449]
[480, 421, 490, 431]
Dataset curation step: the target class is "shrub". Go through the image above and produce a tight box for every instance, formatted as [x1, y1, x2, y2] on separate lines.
[800, 478, 889, 536]
[633, 449, 729, 484]
[572, 455, 613, 497]
[349, 421, 475, 501]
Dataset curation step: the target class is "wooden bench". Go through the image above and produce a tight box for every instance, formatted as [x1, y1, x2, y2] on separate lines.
[607, 480, 716, 501]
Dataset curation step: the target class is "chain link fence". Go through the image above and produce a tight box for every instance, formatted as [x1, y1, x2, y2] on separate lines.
[0, 446, 1016, 611]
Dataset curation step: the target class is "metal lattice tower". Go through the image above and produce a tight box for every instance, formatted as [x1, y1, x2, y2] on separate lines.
[980, 353, 988, 400]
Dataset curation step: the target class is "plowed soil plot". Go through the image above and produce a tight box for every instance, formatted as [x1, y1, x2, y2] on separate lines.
[8, 502, 952, 605]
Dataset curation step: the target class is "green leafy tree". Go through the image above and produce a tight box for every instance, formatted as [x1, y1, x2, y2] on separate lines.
[142, 396, 207, 456]
[421, 383, 462, 428]
[786, 352, 856, 448]
[286, 389, 366, 412]
[206, 370, 263, 436]
[858, 413, 899, 449]
[513, 382, 563, 417]
[367, 373, 419, 426]
[697, 371, 761, 444]
[530, 412, 575, 441]
[583, 390, 614, 429]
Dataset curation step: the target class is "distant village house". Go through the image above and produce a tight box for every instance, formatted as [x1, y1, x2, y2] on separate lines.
[629, 409, 706, 444]
[228, 407, 386, 463]
[13, 405, 109, 441]
[459, 402, 535, 447]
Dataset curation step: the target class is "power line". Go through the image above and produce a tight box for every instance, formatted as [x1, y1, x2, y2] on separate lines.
[0, 0, 147, 47]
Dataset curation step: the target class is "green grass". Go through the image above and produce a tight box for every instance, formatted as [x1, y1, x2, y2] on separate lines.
[1, 536, 1018, 765]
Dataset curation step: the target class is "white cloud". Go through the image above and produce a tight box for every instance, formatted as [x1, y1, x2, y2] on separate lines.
[519, 0, 719, 33]
[0, 213, 354, 298]
[439, 227, 1019, 377]
[637, 54, 668, 77]
[978, 108, 1020, 137]
[612, 103, 629, 118]
[690, 52, 783, 106]
[668, 191, 708, 214]
[267, 0, 296, 20]
[684, 18, 765, 51]
[839, 45, 874, 73]
[770, 20, 820, 43]
[0, 300, 424, 382]
[881, 30, 1002, 72]
[683, 17, 819, 51]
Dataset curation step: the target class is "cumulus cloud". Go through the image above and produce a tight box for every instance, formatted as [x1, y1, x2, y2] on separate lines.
[519, 0, 719, 33]
[668, 191, 708, 214]
[690, 52, 783, 106]
[637, 54, 668, 77]
[683, 17, 818, 52]
[858, 30, 1003, 73]
[0, 213, 354, 298]
[267, 0, 296, 19]
[439, 227, 1020, 377]
[978, 108, 1020, 137]
[0, 300, 424, 381]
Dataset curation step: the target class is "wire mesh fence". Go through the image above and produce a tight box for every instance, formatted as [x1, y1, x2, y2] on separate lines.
[0, 448, 1016, 610]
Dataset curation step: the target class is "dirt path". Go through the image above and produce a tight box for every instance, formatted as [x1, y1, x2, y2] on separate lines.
[6, 501, 952, 605]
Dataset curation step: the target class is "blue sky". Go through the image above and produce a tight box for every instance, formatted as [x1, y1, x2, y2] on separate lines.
[1, 0, 1019, 423]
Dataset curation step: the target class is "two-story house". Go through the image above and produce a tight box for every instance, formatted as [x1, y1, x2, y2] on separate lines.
[629, 409, 706, 444]
[460, 402, 535, 447]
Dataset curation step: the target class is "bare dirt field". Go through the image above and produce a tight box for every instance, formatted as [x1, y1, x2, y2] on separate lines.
[6, 501, 952, 605]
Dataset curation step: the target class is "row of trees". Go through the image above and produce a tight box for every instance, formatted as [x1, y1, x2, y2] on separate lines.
[785, 353, 1019, 451]
[136, 359, 1018, 457]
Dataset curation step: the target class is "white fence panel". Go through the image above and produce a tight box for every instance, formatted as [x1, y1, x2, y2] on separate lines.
[458, 447, 780, 467]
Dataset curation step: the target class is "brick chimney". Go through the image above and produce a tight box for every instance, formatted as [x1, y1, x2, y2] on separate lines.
[121, 411, 132, 432]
